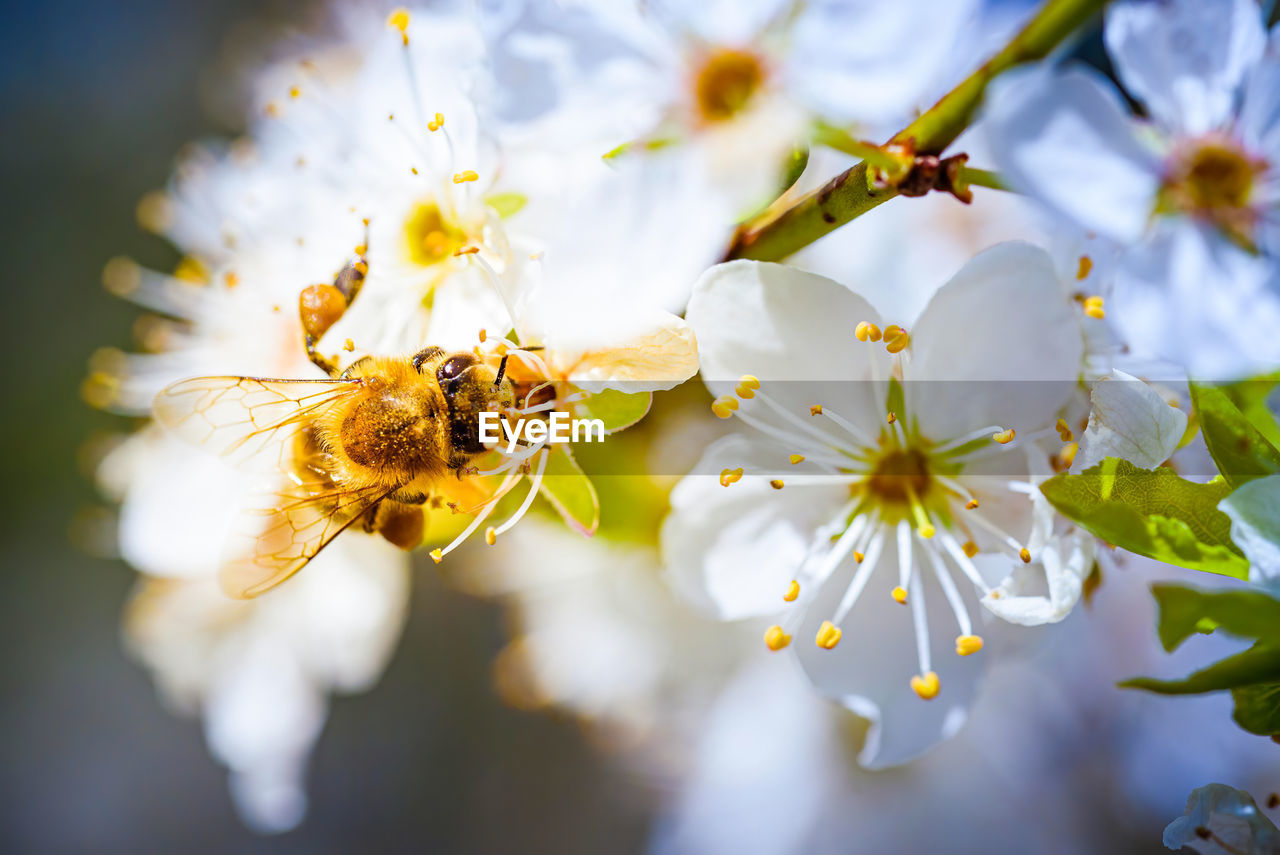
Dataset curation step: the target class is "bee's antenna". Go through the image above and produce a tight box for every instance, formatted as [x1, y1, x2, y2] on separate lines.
[493, 354, 509, 387]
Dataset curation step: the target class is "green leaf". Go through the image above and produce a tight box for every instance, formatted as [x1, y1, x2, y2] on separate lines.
[538, 445, 599, 536]
[1222, 372, 1280, 449]
[1231, 681, 1280, 736]
[1040, 458, 1249, 578]
[570, 388, 652, 434]
[484, 192, 527, 219]
[1119, 642, 1280, 695]
[1190, 382, 1280, 488]
[1149, 584, 1280, 652]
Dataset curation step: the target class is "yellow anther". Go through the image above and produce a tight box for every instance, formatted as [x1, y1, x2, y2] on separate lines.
[1060, 441, 1079, 466]
[911, 671, 941, 700]
[885, 330, 910, 354]
[343, 338, 355, 352]
[102, 256, 141, 296]
[1083, 295, 1105, 319]
[809, 404, 823, 416]
[1056, 418, 1075, 441]
[891, 586, 908, 604]
[453, 246, 480, 256]
[769, 479, 784, 490]
[887, 412, 897, 424]
[993, 428, 1016, 444]
[964, 499, 979, 511]
[789, 454, 805, 465]
[452, 170, 480, 184]
[962, 541, 979, 558]
[783, 580, 800, 602]
[853, 551, 865, 564]
[764, 625, 792, 651]
[919, 524, 936, 539]
[883, 324, 903, 339]
[1019, 547, 1032, 564]
[854, 321, 883, 342]
[1076, 255, 1093, 280]
[712, 395, 739, 419]
[388, 8, 410, 43]
[478, 328, 487, 343]
[735, 380, 756, 399]
[428, 112, 445, 132]
[955, 635, 984, 656]
[485, 526, 497, 546]
[738, 374, 760, 390]
[265, 101, 281, 118]
[815, 621, 842, 650]
[288, 85, 301, 99]
[429, 548, 443, 564]
[719, 467, 744, 487]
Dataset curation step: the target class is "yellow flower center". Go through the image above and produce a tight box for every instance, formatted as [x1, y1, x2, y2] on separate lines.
[1162, 136, 1267, 245]
[693, 48, 764, 123]
[865, 447, 931, 506]
[403, 200, 468, 266]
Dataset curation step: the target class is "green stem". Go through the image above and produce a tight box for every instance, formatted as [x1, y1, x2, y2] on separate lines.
[726, 0, 1106, 261]
[809, 121, 907, 172]
[957, 166, 1010, 193]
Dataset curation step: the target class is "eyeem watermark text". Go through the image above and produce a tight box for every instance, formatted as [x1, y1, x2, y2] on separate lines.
[479, 411, 605, 452]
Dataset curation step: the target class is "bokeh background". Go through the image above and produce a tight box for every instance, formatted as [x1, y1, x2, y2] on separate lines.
[3, 1, 1277, 853]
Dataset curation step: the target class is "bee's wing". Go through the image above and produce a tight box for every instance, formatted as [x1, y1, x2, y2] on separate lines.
[154, 376, 361, 468]
[221, 478, 398, 599]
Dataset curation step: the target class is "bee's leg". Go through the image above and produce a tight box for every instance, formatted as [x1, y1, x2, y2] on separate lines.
[339, 355, 375, 379]
[360, 499, 382, 533]
[298, 225, 371, 377]
[411, 346, 445, 373]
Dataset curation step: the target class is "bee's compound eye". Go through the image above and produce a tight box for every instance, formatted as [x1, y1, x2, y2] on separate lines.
[437, 354, 475, 381]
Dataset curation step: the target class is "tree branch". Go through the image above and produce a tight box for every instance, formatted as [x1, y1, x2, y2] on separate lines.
[725, 0, 1108, 261]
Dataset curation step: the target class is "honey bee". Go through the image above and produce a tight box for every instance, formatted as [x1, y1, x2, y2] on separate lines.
[154, 237, 516, 598]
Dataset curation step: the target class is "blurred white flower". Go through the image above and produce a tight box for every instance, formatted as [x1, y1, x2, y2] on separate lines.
[534, 0, 982, 219]
[124, 535, 408, 832]
[1220, 474, 1280, 584]
[664, 243, 1094, 766]
[985, 0, 1280, 379]
[1164, 783, 1280, 854]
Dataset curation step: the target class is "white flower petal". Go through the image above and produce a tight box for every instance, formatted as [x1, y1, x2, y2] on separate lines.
[663, 435, 848, 620]
[539, 306, 699, 392]
[1110, 223, 1280, 380]
[908, 242, 1084, 442]
[984, 66, 1161, 243]
[1164, 783, 1280, 854]
[982, 533, 1094, 626]
[1220, 474, 1280, 583]
[786, 0, 980, 125]
[794, 535, 984, 768]
[1072, 370, 1188, 472]
[1105, 0, 1266, 135]
[687, 260, 889, 440]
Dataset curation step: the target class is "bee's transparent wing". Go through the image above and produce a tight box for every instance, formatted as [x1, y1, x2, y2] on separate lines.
[153, 376, 360, 469]
[221, 478, 398, 599]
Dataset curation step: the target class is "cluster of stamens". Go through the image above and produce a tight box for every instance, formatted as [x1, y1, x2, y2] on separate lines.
[712, 318, 1054, 700]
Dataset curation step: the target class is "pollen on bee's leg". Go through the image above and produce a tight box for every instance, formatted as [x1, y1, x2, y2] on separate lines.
[910, 671, 940, 700]
[992, 428, 1016, 445]
[783, 580, 800, 602]
[955, 634, 984, 656]
[711, 395, 739, 419]
[891, 585, 908, 604]
[735, 374, 760, 398]
[299, 283, 348, 340]
[815, 620, 842, 650]
[764, 625, 792, 651]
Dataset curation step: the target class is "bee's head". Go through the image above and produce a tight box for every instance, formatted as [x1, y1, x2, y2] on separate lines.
[433, 351, 516, 455]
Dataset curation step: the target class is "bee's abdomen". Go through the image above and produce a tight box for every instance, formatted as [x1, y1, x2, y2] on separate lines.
[339, 390, 441, 475]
